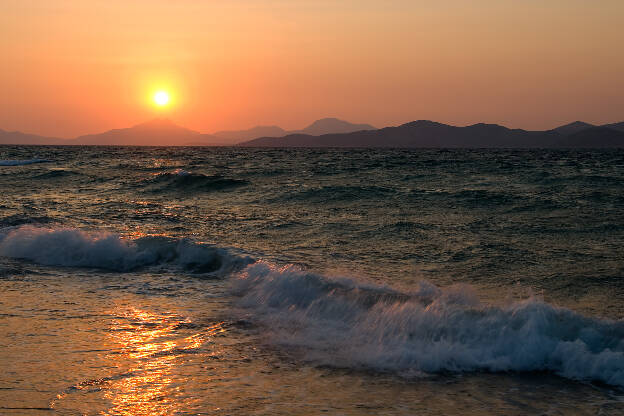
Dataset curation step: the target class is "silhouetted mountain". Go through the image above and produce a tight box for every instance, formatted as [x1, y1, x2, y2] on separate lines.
[209, 118, 375, 143]
[183, 137, 237, 146]
[291, 118, 376, 136]
[0, 129, 66, 145]
[239, 120, 561, 148]
[603, 122, 624, 133]
[3, 118, 623, 147]
[0, 118, 375, 146]
[550, 120, 624, 136]
[553, 121, 595, 135]
[72, 119, 221, 146]
[556, 127, 624, 148]
[212, 126, 287, 143]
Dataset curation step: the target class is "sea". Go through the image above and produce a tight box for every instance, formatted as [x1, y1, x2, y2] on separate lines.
[1, 146, 623, 415]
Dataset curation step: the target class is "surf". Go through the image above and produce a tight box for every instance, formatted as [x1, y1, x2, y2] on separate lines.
[0, 225, 251, 274]
[232, 261, 624, 387]
[1, 224, 624, 388]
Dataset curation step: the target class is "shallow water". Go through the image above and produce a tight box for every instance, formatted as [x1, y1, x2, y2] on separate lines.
[1, 146, 623, 414]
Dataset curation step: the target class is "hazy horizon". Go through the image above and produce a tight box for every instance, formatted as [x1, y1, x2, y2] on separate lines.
[2, 0, 623, 138]
[4, 116, 623, 141]
[2, 3, 624, 413]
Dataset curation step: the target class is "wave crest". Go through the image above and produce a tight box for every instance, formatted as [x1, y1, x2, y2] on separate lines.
[233, 262, 624, 387]
[0, 226, 252, 274]
[143, 169, 247, 192]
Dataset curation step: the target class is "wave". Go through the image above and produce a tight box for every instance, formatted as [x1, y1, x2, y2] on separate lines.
[4, 225, 623, 387]
[408, 188, 521, 208]
[0, 215, 58, 227]
[0, 159, 50, 166]
[33, 169, 82, 179]
[143, 169, 247, 192]
[274, 185, 397, 202]
[233, 262, 624, 387]
[0, 226, 252, 274]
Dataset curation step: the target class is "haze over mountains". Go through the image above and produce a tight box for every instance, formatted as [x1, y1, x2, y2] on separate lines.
[0, 118, 376, 146]
[73, 119, 221, 146]
[212, 118, 376, 142]
[0, 129, 66, 146]
[1, 118, 623, 148]
[240, 120, 624, 148]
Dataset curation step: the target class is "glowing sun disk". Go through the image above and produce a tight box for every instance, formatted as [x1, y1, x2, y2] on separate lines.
[154, 91, 169, 106]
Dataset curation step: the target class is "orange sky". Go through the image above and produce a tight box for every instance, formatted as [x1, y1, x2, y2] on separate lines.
[1, 0, 623, 138]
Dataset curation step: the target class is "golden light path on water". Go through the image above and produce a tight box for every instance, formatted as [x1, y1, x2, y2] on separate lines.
[2, 269, 623, 415]
[52, 306, 226, 415]
[2, 148, 624, 415]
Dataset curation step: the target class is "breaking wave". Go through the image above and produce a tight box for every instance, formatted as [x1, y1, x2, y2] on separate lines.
[3, 225, 624, 388]
[0, 225, 252, 274]
[142, 169, 247, 192]
[233, 262, 624, 387]
[0, 159, 50, 166]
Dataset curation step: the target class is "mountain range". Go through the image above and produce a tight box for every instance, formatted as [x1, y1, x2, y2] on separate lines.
[0, 118, 375, 146]
[0, 129, 66, 146]
[212, 118, 376, 142]
[240, 120, 624, 148]
[1, 119, 623, 148]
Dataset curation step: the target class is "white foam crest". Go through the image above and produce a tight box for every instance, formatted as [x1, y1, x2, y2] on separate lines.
[0, 225, 250, 273]
[233, 262, 624, 387]
[0, 159, 50, 166]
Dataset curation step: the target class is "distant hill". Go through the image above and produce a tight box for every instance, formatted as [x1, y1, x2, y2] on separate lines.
[603, 122, 624, 133]
[240, 121, 556, 148]
[240, 120, 624, 148]
[2, 118, 623, 147]
[556, 127, 624, 148]
[212, 126, 287, 143]
[0, 129, 66, 145]
[210, 118, 375, 143]
[2, 117, 376, 146]
[552, 121, 595, 136]
[290, 118, 376, 136]
[71, 119, 222, 146]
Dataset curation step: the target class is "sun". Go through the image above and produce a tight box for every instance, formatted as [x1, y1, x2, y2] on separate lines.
[153, 91, 169, 106]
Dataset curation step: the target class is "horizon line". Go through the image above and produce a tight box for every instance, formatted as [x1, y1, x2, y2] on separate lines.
[2, 117, 623, 141]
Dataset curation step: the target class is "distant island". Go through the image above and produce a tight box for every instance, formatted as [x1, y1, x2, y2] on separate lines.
[1, 118, 623, 148]
[212, 118, 376, 142]
[0, 118, 376, 147]
[239, 120, 624, 148]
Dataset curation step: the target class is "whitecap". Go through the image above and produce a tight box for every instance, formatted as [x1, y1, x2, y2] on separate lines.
[233, 262, 624, 387]
[0, 225, 252, 274]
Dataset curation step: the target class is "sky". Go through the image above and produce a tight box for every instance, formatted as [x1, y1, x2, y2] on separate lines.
[1, 0, 623, 138]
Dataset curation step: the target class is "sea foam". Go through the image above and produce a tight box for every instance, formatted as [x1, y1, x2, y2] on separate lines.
[233, 262, 624, 387]
[0, 225, 251, 274]
[3, 224, 624, 387]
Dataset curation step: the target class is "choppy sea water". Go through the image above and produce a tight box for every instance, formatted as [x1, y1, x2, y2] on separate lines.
[1, 146, 623, 415]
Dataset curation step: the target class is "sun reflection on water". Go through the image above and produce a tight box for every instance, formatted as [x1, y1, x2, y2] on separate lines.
[51, 306, 226, 416]
[107, 307, 228, 415]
